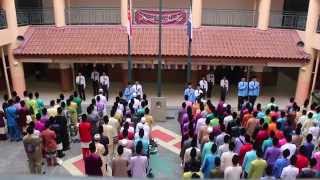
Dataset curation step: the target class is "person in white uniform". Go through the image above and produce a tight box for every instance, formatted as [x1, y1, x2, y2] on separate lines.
[91, 68, 100, 96]
[131, 81, 143, 98]
[75, 72, 86, 100]
[199, 77, 208, 98]
[206, 70, 215, 98]
[220, 76, 229, 101]
[100, 72, 110, 101]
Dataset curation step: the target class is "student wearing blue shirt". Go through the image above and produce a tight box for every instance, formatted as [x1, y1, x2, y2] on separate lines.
[273, 149, 290, 178]
[201, 144, 218, 178]
[248, 76, 260, 106]
[184, 83, 195, 103]
[237, 77, 248, 111]
[124, 83, 134, 101]
[5, 99, 21, 141]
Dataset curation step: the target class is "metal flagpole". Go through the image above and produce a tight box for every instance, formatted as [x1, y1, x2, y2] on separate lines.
[157, 0, 162, 97]
[187, 0, 192, 83]
[128, 36, 132, 82]
[128, 0, 132, 83]
[1, 47, 11, 98]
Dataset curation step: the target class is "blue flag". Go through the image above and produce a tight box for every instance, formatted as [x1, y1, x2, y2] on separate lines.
[187, 7, 192, 41]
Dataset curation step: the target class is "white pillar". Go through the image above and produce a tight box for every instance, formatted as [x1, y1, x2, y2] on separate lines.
[53, 0, 66, 27]
[257, 0, 271, 30]
[121, 0, 128, 27]
[295, 0, 320, 105]
[192, 0, 202, 28]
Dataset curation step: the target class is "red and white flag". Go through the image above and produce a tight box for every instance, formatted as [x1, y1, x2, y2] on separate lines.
[127, 0, 132, 40]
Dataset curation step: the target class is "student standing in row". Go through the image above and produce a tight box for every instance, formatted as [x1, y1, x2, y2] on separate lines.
[100, 72, 110, 101]
[237, 77, 248, 111]
[76, 73, 86, 101]
[91, 68, 100, 96]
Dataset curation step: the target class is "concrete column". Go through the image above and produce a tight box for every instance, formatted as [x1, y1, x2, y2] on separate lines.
[121, 0, 128, 27]
[251, 66, 264, 84]
[59, 63, 73, 92]
[2, 0, 26, 96]
[191, 65, 199, 86]
[53, 0, 66, 27]
[295, 0, 320, 105]
[192, 0, 202, 28]
[122, 63, 128, 88]
[257, 0, 271, 30]
[48, 63, 73, 91]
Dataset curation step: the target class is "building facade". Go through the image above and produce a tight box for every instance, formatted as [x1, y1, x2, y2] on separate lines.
[0, 0, 320, 105]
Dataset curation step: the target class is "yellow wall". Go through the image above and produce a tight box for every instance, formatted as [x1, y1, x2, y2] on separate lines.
[0, 26, 29, 47]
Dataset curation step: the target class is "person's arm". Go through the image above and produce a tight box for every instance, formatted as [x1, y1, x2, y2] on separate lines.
[201, 156, 208, 173]
[242, 154, 247, 169]
[248, 162, 254, 178]
[107, 76, 110, 89]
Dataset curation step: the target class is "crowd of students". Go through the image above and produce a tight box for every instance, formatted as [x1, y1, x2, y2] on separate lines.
[0, 86, 154, 177]
[178, 94, 320, 179]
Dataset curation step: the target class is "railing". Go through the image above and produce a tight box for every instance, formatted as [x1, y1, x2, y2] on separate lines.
[270, 11, 307, 30]
[65, 7, 120, 25]
[0, 9, 7, 29]
[16, 8, 54, 26]
[202, 9, 258, 27]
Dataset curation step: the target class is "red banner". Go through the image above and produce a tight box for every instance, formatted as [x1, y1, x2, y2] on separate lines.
[134, 9, 187, 25]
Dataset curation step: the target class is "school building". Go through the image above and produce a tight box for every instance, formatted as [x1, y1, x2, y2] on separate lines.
[0, 0, 320, 105]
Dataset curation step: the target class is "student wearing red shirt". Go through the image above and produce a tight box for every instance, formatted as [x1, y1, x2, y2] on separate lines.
[256, 123, 269, 145]
[296, 145, 309, 172]
[79, 114, 92, 158]
[239, 134, 253, 165]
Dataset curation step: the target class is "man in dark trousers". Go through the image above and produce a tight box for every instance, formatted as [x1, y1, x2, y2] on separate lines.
[237, 77, 248, 111]
[91, 68, 100, 96]
[206, 70, 215, 98]
[76, 72, 86, 100]
[54, 107, 70, 151]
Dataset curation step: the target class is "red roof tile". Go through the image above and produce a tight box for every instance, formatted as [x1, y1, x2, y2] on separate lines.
[14, 25, 309, 62]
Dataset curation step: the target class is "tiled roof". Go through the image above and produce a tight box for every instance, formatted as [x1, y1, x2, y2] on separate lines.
[14, 25, 309, 62]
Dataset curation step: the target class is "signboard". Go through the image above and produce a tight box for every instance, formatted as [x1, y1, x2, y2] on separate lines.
[134, 9, 187, 25]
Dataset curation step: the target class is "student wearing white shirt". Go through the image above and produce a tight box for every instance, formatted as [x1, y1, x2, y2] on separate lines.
[194, 85, 203, 100]
[100, 72, 110, 101]
[224, 155, 242, 180]
[131, 81, 143, 98]
[75, 72, 86, 100]
[206, 71, 215, 98]
[199, 77, 208, 97]
[220, 76, 229, 101]
[91, 69, 100, 96]
[280, 156, 299, 180]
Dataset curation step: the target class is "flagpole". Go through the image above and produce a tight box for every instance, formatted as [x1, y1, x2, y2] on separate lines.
[127, 0, 132, 83]
[157, 0, 162, 97]
[187, 0, 192, 83]
[187, 38, 192, 83]
[128, 36, 132, 82]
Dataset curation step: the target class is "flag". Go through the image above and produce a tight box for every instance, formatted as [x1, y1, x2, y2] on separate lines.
[127, 0, 132, 40]
[187, 7, 192, 41]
